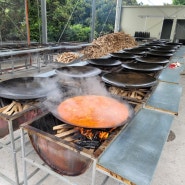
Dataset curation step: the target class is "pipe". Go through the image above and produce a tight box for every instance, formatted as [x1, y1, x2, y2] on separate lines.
[41, 0, 48, 44]
[90, 0, 96, 42]
[114, 0, 122, 32]
[25, 0, 31, 46]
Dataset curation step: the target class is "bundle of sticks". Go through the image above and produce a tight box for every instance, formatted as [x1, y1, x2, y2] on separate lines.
[53, 124, 78, 139]
[108, 86, 146, 100]
[81, 32, 138, 59]
[56, 52, 80, 63]
[0, 101, 33, 116]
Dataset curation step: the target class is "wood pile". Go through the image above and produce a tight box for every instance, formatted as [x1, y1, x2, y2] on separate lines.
[81, 32, 138, 59]
[108, 86, 146, 100]
[56, 52, 80, 63]
[55, 32, 137, 62]
[0, 101, 34, 116]
[53, 124, 78, 139]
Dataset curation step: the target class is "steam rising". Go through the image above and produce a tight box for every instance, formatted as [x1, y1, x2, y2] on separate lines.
[43, 72, 110, 114]
[41, 69, 133, 124]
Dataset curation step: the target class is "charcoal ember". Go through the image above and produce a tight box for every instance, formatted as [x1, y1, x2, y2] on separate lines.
[75, 140, 101, 149]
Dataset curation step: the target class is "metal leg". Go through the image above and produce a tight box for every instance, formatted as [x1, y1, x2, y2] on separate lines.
[21, 128, 28, 185]
[91, 159, 97, 185]
[101, 176, 109, 185]
[37, 56, 41, 72]
[0, 62, 2, 75]
[11, 59, 14, 74]
[8, 120, 19, 185]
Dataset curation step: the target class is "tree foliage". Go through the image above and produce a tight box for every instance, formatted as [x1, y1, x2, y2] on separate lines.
[172, 0, 185, 5]
[28, 0, 138, 42]
[0, 0, 138, 43]
[0, 0, 26, 41]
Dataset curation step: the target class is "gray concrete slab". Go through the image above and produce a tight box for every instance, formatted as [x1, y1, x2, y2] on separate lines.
[151, 73, 185, 185]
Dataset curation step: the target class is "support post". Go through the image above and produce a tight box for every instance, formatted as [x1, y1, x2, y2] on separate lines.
[41, 0, 47, 44]
[25, 0, 30, 46]
[114, 0, 122, 33]
[90, 0, 96, 42]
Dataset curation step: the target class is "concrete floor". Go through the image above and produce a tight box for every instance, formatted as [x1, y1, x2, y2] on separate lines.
[0, 53, 185, 185]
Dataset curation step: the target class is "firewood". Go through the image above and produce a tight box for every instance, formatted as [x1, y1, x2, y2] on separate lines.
[135, 90, 145, 96]
[0, 101, 32, 115]
[53, 124, 73, 130]
[0, 104, 10, 113]
[108, 86, 145, 100]
[56, 52, 79, 63]
[82, 32, 138, 59]
[130, 91, 136, 98]
[16, 102, 23, 112]
[2, 101, 16, 114]
[22, 104, 30, 110]
[55, 128, 79, 138]
[6, 105, 17, 115]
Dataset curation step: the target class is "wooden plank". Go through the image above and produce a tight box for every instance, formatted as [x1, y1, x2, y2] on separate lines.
[97, 164, 136, 185]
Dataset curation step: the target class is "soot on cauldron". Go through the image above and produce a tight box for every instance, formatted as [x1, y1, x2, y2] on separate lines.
[27, 113, 125, 176]
[31, 113, 117, 150]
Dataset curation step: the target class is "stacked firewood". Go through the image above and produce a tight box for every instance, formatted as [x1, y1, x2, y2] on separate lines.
[108, 86, 146, 100]
[56, 52, 80, 63]
[55, 32, 137, 62]
[0, 101, 33, 116]
[81, 32, 138, 59]
[53, 124, 77, 138]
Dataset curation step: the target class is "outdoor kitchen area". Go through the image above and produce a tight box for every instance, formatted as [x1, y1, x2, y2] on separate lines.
[0, 28, 184, 185]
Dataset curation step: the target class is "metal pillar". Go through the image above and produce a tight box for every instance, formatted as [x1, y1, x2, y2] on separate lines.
[41, 0, 48, 44]
[114, 0, 122, 32]
[25, 0, 31, 46]
[90, 0, 96, 42]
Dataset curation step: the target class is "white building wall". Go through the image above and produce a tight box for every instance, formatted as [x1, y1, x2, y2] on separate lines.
[120, 6, 185, 40]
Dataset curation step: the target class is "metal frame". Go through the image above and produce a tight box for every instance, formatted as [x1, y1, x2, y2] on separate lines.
[0, 53, 42, 75]
[19, 101, 142, 185]
[19, 110, 139, 185]
[20, 127, 127, 185]
[0, 119, 22, 185]
[0, 102, 47, 185]
[20, 127, 98, 185]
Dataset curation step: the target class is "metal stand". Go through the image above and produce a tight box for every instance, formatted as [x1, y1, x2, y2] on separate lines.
[20, 127, 128, 185]
[0, 102, 46, 185]
[0, 119, 21, 185]
[20, 127, 99, 185]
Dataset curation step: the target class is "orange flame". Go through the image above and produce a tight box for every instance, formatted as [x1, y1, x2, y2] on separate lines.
[79, 127, 116, 141]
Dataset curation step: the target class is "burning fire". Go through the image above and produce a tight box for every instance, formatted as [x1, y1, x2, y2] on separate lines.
[79, 127, 115, 141]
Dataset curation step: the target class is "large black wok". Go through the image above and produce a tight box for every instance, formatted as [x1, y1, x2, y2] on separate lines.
[0, 77, 53, 100]
[135, 56, 169, 64]
[121, 62, 164, 72]
[55, 66, 102, 78]
[49, 95, 133, 129]
[102, 71, 158, 88]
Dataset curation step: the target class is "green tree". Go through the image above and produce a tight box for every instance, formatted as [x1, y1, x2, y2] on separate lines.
[0, 0, 26, 41]
[172, 0, 185, 5]
[28, 0, 138, 43]
[64, 24, 91, 42]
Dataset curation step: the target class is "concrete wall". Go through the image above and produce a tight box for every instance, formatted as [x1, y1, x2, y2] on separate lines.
[120, 6, 185, 41]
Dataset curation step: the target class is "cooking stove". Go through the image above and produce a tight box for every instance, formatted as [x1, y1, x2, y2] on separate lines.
[21, 100, 140, 178]
[0, 97, 46, 138]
